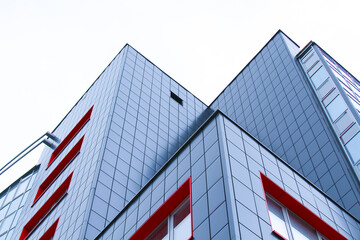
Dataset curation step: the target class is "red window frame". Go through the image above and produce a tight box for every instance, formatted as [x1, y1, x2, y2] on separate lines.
[260, 172, 346, 240]
[20, 172, 74, 240]
[33, 136, 84, 205]
[39, 217, 60, 240]
[47, 106, 93, 168]
[129, 177, 193, 240]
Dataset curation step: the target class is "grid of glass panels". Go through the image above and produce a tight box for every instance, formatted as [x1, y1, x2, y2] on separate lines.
[97, 115, 231, 240]
[85, 45, 210, 239]
[210, 32, 360, 218]
[96, 113, 360, 240]
[321, 51, 360, 115]
[13, 46, 128, 240]
[0, 166, 38, 240]
[222, 115, 359, 240]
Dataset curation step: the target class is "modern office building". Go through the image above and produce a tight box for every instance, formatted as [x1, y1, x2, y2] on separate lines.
[211, 34, 360, 218]
[0, 30, 359, 239]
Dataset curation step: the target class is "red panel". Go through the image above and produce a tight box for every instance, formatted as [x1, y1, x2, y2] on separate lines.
[47, 106, 93, 168]
[20, 172, 73, 240]
[39, 217, 60, 240]
[260, 172, 347, 240]
[129, 177, 192, 240]
[33, 136, 84, 205]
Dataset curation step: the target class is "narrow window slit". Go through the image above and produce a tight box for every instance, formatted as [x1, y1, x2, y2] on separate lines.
[170, 91, 183, 105]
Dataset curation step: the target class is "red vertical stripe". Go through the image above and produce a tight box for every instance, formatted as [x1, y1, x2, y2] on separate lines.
[47, 106, 93, 168]
[39, 217, 60, 240]
[34, 136, 84, 205]
[20, 172, 74, 240]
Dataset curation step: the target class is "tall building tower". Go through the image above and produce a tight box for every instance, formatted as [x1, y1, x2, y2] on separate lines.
[0, 31, 359, 240]
[11, 45, 209, 239]
[211, 31, 360, 218]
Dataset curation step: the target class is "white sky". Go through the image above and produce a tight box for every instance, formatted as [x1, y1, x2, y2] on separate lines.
[1, 0, 360, 192]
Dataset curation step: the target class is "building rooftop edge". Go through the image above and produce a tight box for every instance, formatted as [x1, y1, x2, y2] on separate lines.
[95, 109, 360, 239]
[0, 164, 40, 197]
[208, 29, 298, 108]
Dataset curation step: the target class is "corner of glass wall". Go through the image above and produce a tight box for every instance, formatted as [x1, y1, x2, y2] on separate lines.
[298, 44, 360, 178]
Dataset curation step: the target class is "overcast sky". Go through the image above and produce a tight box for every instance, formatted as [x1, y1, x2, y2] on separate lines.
[1, 0, 359, 191]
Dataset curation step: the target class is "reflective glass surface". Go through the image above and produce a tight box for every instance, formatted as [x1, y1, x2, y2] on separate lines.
[310, 67, 328, 89]
[211, 33, 360, 218]
[267, 197, 289, 239]
[288, 211, 318, 240]
[322, 50, 360, 115]
[345, 132, 360, 164]
[0, 167, 38, 240]
[325, 95, 347, 122]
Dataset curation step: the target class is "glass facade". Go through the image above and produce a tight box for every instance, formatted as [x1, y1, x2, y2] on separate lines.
[211, 32, 360, 218]
[321, 51, 360, 115]
[2, 31, 360, 239]
[96, 113, 358, 240]
[0, 166, 38, 240]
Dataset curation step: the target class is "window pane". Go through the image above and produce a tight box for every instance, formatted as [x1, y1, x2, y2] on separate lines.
[326, 96, 347, 122]
[147, 219, 168, 240]
[345, 131, 360, 164]
[173, 200, 190, 228]
[15, 177, 30, 198]
[173, 214, 191, 240]
[0, 194, 5, 209]
[267, 198, 289, 239]
[0, 213, 15, 235]
[7, 197, 21, 215]
[288, 211, 318, 240]
[310, 67, 328, 89]
[3, 187, 16, 206]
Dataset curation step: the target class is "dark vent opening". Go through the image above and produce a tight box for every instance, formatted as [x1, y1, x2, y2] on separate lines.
[170, 91, 183, 105]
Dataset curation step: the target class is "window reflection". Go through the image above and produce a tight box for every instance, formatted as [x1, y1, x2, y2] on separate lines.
[267, 197, 289, 239]
[310, 67, 328, 89]
[325, 96, 347, 122]
[345, 132, 360, 164]
[266, 195, 327, 240]
[146, 198, 191, 240]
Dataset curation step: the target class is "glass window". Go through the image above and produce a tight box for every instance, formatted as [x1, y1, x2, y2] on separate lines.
[0, 213, 15, 235]
[0, 204, 9, 220]
[147, 219, 168, 240]
[173, 201, 191, 240]
[345, 132, 360, 165]
[267, 197, 289, 239]
[325, 96, 347, 122]
[310, 67, 328, 89]
[266, 195, 326, 240]
[288, 211, 318, 240]
[3, 187, 16, 207]
[15, 177, 30, 198]
[7, 196, 21, 215]
[146, 199, 191, 240]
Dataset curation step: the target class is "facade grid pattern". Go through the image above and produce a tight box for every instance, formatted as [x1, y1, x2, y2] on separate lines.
[3, 30, 360, 240]
[97, 113, 360, 240]
[210, 32, 360, 218]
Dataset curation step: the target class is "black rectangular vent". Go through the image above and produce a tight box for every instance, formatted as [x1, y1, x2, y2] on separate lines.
[170, 91, 183, 105]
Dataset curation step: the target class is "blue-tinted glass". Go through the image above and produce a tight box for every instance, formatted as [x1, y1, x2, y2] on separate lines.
[345, 132, 360, 164]
[325, 96, 347, 122]
[310, 67, 328, 89]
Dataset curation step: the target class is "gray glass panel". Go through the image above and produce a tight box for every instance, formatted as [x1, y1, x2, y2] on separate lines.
[14, 178, 29, 198]
[310, 67, 328, 89]
[345, 132, 360, 164]
[2, 188, 16, 207]
[326, 96, 347, 122]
